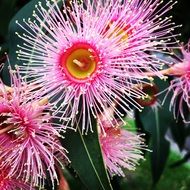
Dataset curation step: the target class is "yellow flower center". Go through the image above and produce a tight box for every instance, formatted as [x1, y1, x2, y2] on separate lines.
[60, 43, 99, 82]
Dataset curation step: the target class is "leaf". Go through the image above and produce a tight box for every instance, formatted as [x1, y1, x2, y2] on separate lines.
[140, 106, 170, 185]
[150, 109, 170, 185]
[4, 0, 63, 84]
[170, 120, 186, 151]
[62, 167, 87, 190]
[60, 119, 113, 190]
[135, 110, 151, 145]
[138, 77, 175, 185]
[2, 0, 42, 85]
[0, 0, 17, 37]
[170, 152, 190, 168]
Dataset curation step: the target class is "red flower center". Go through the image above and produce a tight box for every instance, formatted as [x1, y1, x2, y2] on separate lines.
[106, 127, 121, 137]
[136, 84, 158, 107]
[0, 106, 28, 142]
[60, 42, 100, 82]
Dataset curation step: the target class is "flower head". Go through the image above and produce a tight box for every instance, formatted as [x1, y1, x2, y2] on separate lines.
[16, 0, 177, 133]
[0, 68, 68, 188]
[99, 121, 145, 176]
[0, 167, 33, 190]
[163, 40, 190, 122]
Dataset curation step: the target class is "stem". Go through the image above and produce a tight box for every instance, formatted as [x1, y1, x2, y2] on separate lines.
[145, 68, 171, 77]
[144, 65, 184, 78]
[0, 125, 13, 135]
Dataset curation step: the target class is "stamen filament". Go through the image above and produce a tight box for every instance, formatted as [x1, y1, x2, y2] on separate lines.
[0, 125, 13, 135]
[38, 97, 49, 106]
[73, 59, 85, 68]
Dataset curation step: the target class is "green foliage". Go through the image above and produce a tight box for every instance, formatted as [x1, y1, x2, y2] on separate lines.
[0, 0, 17, 38]
[170, 119, 186, 151]
[140, 106, 170, 185]
[61, 121, 113, 190]
[119, 151, 190, 190]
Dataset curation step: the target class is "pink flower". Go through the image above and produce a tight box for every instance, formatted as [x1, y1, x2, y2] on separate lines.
[0, 167, 33, 190]
[0, 69, 69, 188]
[163, 40, 190, 122]
[16, 0, 177, 133]
[99, 121, 145, 176]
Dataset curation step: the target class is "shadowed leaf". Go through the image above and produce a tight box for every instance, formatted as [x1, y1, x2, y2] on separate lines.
[60, 118, 113, 190]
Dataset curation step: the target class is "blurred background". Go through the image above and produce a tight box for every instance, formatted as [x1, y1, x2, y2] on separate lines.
[0, 0, 190, 189]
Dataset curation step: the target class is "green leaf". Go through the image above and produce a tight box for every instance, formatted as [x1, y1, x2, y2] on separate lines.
[170, 120, 186, 151]
[61, 120, 113, 190]
[1, 0, 41, 85]
[140, 106, 170, 185]
[151, 109, 170, 185]
[138, 78, 175, 185]
[4, 0, 63, 84]
[9, 0, 51, 63]
[135, 110, 151, 145]
[62, 167, 87, 190]
[8, 0, 65, 64]
[0, 0, 17, 37]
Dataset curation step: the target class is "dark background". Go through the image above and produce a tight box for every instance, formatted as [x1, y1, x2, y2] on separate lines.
[0, 0, 190, 47]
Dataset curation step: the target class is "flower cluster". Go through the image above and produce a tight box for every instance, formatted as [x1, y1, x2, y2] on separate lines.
[0, 167, 33, 190]
[162, 41, 190, 122]
[99, 119, 145, 176]
[16, 0, 178, 134]
[0, 68, 69, 189]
